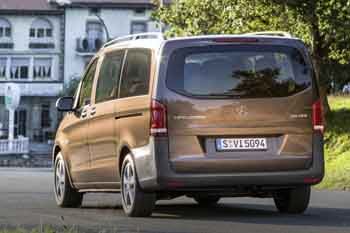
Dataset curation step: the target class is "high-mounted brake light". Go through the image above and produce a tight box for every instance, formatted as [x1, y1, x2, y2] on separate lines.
[213, 38, 259, 43]
[150, 99, 167, 136]
[312, 99, 324, 134]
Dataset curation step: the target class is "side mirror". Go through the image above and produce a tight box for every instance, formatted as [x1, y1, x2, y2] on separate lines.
[56, 97, 75, 112]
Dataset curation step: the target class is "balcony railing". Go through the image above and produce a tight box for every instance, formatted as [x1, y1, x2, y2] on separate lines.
[0, 38, 14, 49]
[0, 83, 63, 97]
[76, 37, 105, 54]
[0, 42, 14, 49]
[29, 38, 55, 49]
[0, 138, 30, 155]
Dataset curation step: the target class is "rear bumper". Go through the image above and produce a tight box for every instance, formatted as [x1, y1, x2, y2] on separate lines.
[135, 134, 324, 192]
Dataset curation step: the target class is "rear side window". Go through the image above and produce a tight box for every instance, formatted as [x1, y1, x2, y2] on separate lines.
[119, 49, 151, 98]
[167, 45, 311, 98]
[95, 50, 124, 103]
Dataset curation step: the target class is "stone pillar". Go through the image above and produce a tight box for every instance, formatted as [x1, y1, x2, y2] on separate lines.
[29, 57, 34, 81]
[8, 109, 14, 150]
[32, 101, 41, 141]
[5, 57, 10, 80]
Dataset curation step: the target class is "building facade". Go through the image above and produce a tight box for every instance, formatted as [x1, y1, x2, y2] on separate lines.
[0, 1, 64, 157]
[0, 0, 162, 159]
[57, 0, 159, 84]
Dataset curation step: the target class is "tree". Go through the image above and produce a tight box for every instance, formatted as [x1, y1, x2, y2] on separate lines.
[59, 77, 80, 97]
[268, 0, 350, 112]
[153, 0, 350, 113]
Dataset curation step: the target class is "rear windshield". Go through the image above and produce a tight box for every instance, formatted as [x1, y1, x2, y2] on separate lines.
[166, 45, 311, 98]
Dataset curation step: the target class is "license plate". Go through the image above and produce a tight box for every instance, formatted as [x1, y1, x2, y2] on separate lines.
[216, 138, 267, 151]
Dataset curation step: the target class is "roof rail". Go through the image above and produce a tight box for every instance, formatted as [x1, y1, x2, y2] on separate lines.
[244, 31, 293, 38]
[103, 32, 165, 48]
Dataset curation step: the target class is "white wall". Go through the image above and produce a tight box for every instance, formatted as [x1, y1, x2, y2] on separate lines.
[0, 83, 63, 97]
[1, 15, 61, 52]
[0, 14, 63, 148]
[102, 9, 159, 38]
[64, 8, 159, 83]
[0, 14, 62, 84]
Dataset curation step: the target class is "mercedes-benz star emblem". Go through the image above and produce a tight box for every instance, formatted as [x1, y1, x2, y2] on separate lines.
[235, 105, 248, 117]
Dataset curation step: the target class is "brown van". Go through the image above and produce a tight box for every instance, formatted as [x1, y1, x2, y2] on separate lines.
[54, 32, 324, 217]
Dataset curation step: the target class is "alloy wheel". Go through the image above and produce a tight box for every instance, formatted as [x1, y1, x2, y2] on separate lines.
[55, 158, 66, 202]
[122, 161, 136, 210]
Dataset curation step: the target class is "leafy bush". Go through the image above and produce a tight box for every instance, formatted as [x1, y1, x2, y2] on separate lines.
[317, 96, 350, 190]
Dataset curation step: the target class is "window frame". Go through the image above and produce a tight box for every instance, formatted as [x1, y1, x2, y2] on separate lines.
[46, 28, 53, 37]
[37, 28, 45, 38]
[14, 109, 27, 137]
[86, 21, 103, 37]
[0, 18, 12, 38]
[118, 48, 152, 99]
[0, 57, 7, 78]
[130, 21, 148, 34]
[33, 57, 53, 80]
[10, 57, 30, 80]
[94, 49, 126, 104]
[41, 103, 51, 128]
[4, 27, 11, 37]
[166, 44, 312, 99]
[134, 8, 146, 16]
[29, 18, 54, 40]
[88, 8, 101, 16]
[29, 28, 36, 38]
[0, 26, 11, 38]
[75, 58, 99, 109]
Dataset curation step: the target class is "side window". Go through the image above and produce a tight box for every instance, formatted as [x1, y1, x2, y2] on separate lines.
[95, 50, 124, 103]
[119, 49, 151, 98]
[78, 59, 97, 108]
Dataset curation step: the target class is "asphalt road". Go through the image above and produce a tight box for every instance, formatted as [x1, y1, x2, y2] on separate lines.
[0, 168, 350, 233]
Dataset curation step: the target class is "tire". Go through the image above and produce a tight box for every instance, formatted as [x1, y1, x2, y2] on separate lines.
[54, 153, 83, 208]
[121, 154, 156, 217]
[193, 195, 221, 206]
[273, 185, 311, 214]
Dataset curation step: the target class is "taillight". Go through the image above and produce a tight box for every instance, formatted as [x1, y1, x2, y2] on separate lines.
[150, 99, 167, 136]
[312, 99, 324, 134]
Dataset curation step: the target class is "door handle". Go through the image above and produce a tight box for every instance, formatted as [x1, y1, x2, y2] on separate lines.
[115, 112, 143, 120]
[81, 111, 88, 118]
[90, 107, 96, 116]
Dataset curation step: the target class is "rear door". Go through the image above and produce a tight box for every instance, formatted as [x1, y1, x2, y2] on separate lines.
[87, 50, 125, 186]
[164, 41, 314, 173]
[115, 49, 153, 177]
